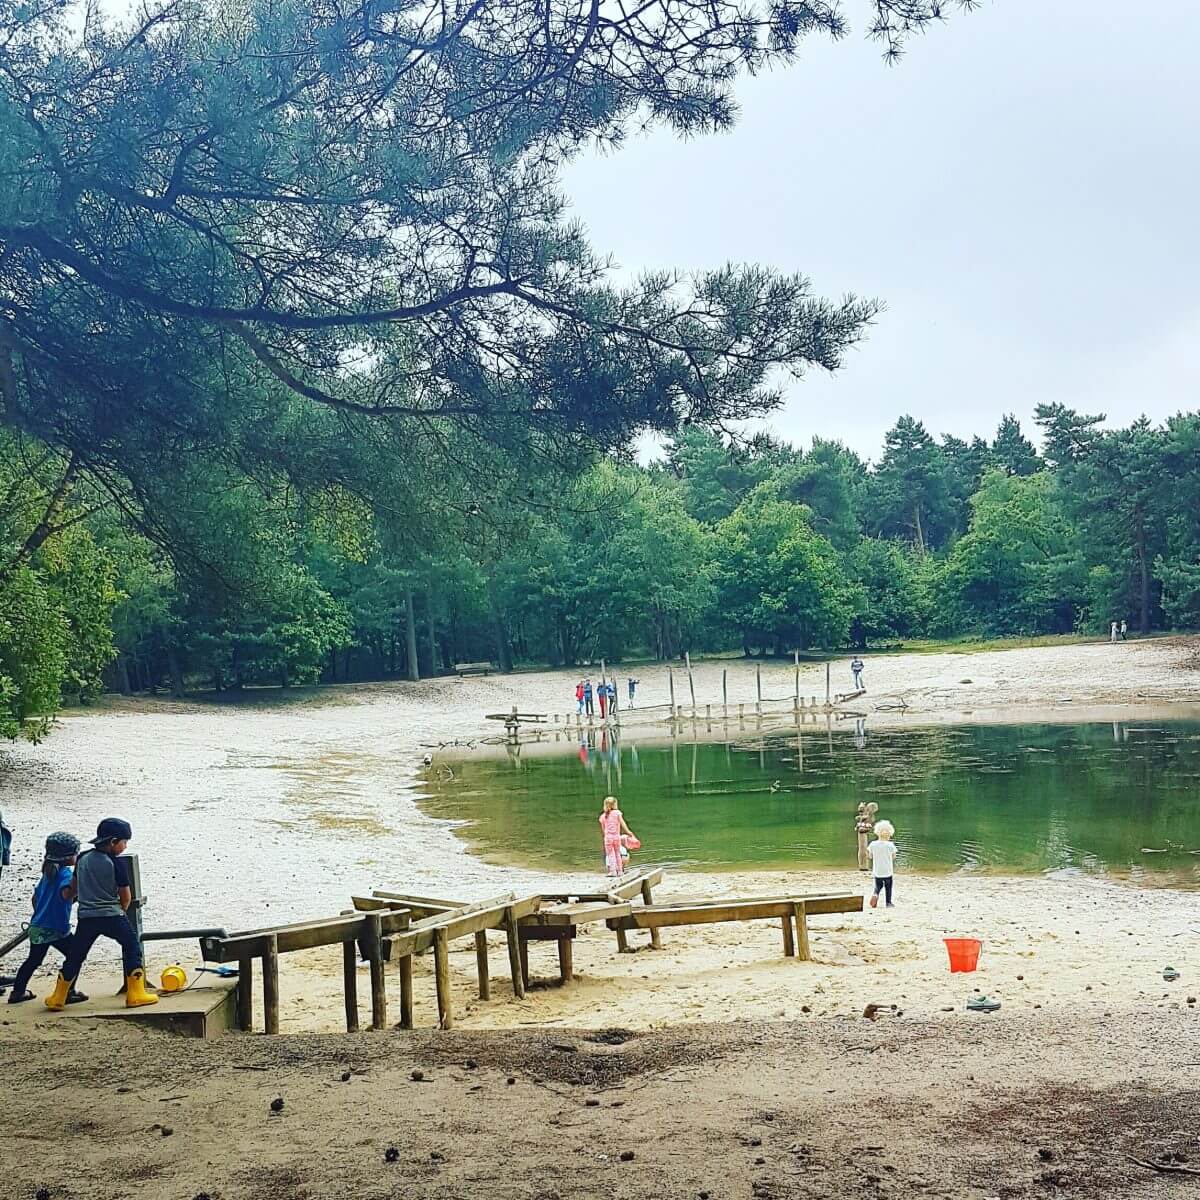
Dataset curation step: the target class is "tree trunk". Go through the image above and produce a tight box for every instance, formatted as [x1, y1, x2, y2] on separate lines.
[1135, 509, 1151, 634]
[425, 590, 437, 676]
[490, 595, 513, 672]
[117, 656, 133, 696]
[913, 504, 926, 557]
[404, 590, 420, 681]
[165, 643, 185, 699]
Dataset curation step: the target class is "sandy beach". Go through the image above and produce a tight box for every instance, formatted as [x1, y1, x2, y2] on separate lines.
[2, 636, 1200, 1198]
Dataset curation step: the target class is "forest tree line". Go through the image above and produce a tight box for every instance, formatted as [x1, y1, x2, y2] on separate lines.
[4, 405, 1199, 738]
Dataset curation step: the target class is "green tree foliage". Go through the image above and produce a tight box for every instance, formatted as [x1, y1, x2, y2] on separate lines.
[869, 417, 954, 553]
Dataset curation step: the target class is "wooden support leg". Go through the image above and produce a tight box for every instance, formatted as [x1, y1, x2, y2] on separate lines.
[504, 908, 525, 999]
[342, 939, 359, 1032]
[557, 936, 574, 984]
[616, 926, 631, 954]
[795, 901, 811, 962]
[262, 935, 280, 1035]
[434, 927, 453, 1030]
[399, 953, 414, 1030]
[641, 880, 662, 950]
[475, 931, 490, 1000]
[237, 954, 253, 1032]
[781, 913, 796, 958]
[367, 912, 387, 1031]
[518, 937, 530, 990]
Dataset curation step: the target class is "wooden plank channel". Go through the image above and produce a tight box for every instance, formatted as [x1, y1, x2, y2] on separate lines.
[201, 908, 414, 963]
[385, 894, 541, 958]
[369, 890, 465, 914]
[605, 868, 664, 902]
[531, 901, 633, 927]
[608, 894, 862, 931]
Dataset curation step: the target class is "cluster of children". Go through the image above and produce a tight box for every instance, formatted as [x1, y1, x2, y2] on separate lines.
[575, 678, 622, 718]
[7, 816, 159, 1010]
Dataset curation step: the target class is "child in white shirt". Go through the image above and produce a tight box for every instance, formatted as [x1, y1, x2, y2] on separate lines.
[867, 820, 897, 909]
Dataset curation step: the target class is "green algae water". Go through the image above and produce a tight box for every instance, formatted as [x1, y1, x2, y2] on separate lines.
[421, 719, 1200, 886]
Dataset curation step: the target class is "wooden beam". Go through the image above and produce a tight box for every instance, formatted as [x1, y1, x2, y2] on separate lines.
[262, 935, 280, 1035]
[475, 931, 490, 1001]
[386, 894, 541, 959]
[608, 893, 862, 931]
[203, 908, 415, 963]
[342, 940, 359, 1032]
[533, 901, 632, 926]
[367, 912, 387, 1031]
[795, 901, 811, 962]
[237, 954, 253, 1032]
[398, 953, 414, 1030]
[504, 907, 525, 1000]
[781, 912, 795, 957]
[605, 868, 665, 902]
[641, 878, 662, 951]
[369, 890, 464, 914]
[434, 927, 452, 1030]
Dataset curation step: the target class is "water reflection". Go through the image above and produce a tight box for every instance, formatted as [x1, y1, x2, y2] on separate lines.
[421, 718, 1200, 888]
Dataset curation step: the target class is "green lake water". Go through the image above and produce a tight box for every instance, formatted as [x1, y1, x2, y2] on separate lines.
[420, 719, 1200, 886]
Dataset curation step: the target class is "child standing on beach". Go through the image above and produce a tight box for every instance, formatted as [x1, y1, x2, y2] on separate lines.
[45, 817, 158, 1010]
[867, 819, 897, 909]
[8, 832, 86, 1005]
[599, 796, 636, 878]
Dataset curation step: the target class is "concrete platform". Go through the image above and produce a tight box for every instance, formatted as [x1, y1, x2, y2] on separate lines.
[1, 979, 238, 1039]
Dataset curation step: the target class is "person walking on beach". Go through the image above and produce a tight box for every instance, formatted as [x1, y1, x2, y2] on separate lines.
[575, 681, 585, 714]
[1110, 620, 1119, 643]
[627, 677, 639, 706]
[45, 818, 158, 1011]
[8, 832, 87, 1005]
[598, 680, 609, 719]
[867, 819, 898, 909]
[599, 796, 637, 878]
[851, 656, 865, 691]
[1120, 619, 1128, 640]
[583, 678, 594, 718]
[607, 680, 618, 715]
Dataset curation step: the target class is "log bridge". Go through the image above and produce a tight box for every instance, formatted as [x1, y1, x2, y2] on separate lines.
[198, 869, 861, 1035]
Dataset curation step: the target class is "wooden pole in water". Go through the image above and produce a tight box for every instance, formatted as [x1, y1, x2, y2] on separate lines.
[342, 940, 359, 1033]
[237, 954, 254, 1032]
[756, 663, 762, 717]
[475, 931, 490, 1000]
[686, 651, 696, 713]
[504, 907, 525, 999]
[722, 668, 728, 719]
[668, 666, 676, 715]
[262, 934, 280, 1035]
[825, 661, 831, 708]
[398, 953, 414, 1030]
[434, 926, 452, 1030]
[367, 912, 386, 1031]
[794, 650, 800, 711]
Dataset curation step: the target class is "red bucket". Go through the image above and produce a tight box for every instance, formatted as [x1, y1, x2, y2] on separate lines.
[943, 937, 982, 973]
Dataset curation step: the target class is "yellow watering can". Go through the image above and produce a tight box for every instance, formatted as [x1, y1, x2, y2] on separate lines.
[160, 965, 187, 993]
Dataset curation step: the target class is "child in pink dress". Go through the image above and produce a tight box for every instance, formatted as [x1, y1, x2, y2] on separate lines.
[599, 796, 636, 877]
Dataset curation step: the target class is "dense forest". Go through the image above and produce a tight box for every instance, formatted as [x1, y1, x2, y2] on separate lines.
[2, 0, 1197, 739]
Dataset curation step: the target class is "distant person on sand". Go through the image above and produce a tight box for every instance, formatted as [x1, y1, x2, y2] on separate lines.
[607, 681, 618, 715]
[851, 656, 865, 691]
[599, 796, 637, 878]
[598, 681, 608, 719]
[583, 678, 594, 717]
[867, 819, 897, 909]
[627, 677, 639, 706]
[1110, 621, 1119, 643]
[575, 681, 585, 714]
[1120, 619, 1128, 640]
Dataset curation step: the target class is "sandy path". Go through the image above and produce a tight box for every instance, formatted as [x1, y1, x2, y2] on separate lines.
[1, 635, 1198, 1035]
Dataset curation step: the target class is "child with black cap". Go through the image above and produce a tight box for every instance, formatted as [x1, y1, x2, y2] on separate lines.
[8, 831, 87, 1004]
[45, 817, 158, 1010]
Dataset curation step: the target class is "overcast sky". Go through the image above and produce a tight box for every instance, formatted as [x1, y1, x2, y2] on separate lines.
[563, 1, 1200, 463]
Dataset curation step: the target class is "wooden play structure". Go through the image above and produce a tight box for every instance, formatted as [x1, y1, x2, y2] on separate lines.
[198, 869, 862, 1035]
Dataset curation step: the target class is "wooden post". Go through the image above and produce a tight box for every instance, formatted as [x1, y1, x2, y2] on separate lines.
[504, 907, 525, 999]
[794, 650, 800, 703]
[399, 954, 414, 1030]
[518, 937, 530, 989]
[641, 879, 662, 950]
[262, 935, 280, 1035]
[722, 668, 728, 719]
[795, 901, 811, 961]
[756, 663, 762, 716]
[668, 667, 676, 715]
[825, 661, 831, 708]
[475, 930, 490, 1000]
[434, 927, 452, 1030]
[686, 651, 696, 713]
[781, 912, 796, 958]
[237, 954, 253, 1032]
[367, 912, 387, 1031]
[616, 926, 631, 954]
[342, 940, 359, 1033]
[557, 936, 574, 983]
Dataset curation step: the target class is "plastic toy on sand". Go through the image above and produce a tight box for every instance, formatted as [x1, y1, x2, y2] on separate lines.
[944, 937, 982, 973]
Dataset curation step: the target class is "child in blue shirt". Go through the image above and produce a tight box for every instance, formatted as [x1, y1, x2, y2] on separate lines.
[8, 832, 88, 1005]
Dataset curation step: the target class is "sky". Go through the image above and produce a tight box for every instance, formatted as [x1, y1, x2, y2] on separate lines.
[562, 1, 1200, 463]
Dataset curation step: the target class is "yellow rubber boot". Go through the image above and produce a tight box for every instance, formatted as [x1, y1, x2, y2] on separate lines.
[125, 968, 159, 1008]
[44, 973, 74, 1011]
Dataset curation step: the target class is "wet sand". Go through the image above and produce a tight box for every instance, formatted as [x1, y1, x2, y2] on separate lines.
[0, 634, 1198, 1035]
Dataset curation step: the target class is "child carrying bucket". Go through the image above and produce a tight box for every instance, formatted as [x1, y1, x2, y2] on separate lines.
[867, 819, 897, 909]
[599, 796, 637, 878]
